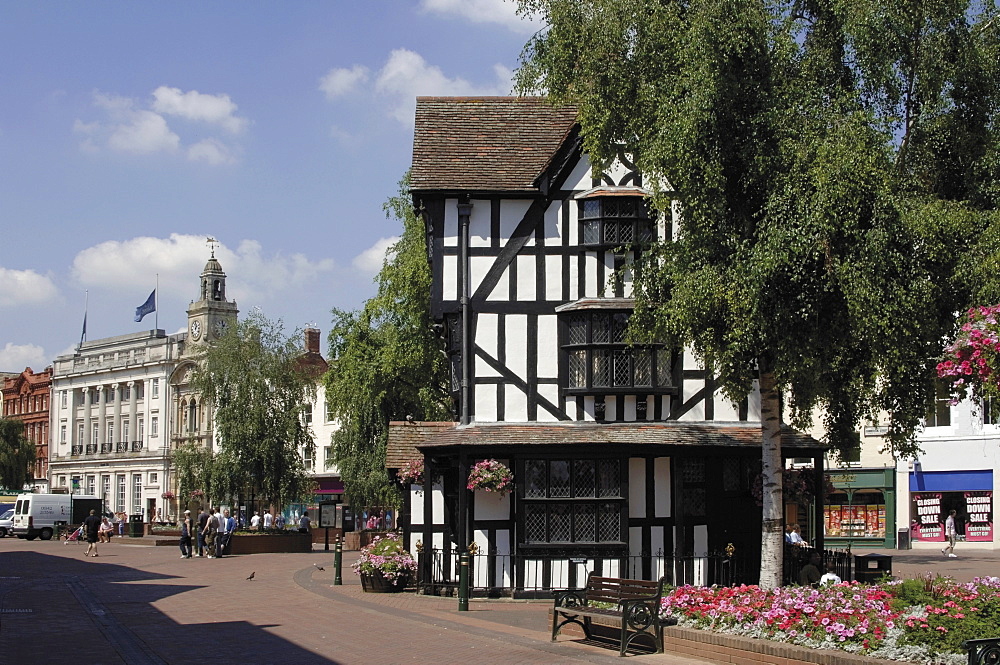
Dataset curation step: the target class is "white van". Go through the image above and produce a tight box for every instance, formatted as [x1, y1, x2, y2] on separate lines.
[12, 493, 101, 541]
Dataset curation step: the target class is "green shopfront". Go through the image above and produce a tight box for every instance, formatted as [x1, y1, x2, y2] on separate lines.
[823, 468, 896, 549]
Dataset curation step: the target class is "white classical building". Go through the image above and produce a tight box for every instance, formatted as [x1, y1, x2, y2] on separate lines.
[48, 330, 180, 519]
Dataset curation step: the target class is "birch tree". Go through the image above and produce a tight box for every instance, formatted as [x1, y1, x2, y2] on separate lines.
[517, 0, 1000, 587]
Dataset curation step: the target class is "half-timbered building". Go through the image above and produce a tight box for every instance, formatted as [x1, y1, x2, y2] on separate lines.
[387, 97, 825, 593]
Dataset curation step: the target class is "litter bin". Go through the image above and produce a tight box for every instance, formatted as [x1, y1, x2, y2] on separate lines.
[128, 514, 144, 538]
[854, 553, 892, 584]
[897, 528, 911, 550]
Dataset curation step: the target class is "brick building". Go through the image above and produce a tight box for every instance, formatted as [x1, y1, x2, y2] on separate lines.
[2, 366, 54, 491]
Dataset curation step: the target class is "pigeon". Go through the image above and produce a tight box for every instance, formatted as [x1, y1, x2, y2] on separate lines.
[313, 563, 325, 571]
[246, 571, 255, 581]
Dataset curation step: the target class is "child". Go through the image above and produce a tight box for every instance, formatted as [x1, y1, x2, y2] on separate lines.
[819, 564, 841, 587]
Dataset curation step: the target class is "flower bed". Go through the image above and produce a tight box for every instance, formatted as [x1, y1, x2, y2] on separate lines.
[352, 532, 416, 587]
[659, 576, 1000, 664]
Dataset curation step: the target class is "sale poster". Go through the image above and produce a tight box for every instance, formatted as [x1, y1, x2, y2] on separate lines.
[964, 492, 993, 542]
[914, 493, 944, 542]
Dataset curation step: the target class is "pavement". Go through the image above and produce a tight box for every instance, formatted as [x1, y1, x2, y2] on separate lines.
[0, 536, 995, 665]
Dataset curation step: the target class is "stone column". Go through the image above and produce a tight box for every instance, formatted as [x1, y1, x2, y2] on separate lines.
[97, 386, 106, 452]
[112, 383, 122, 453]
[82, 387, 93, 450]
[128, 381, 138, 450]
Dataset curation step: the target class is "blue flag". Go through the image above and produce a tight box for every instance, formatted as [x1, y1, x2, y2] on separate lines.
[134, 289, 156, 322]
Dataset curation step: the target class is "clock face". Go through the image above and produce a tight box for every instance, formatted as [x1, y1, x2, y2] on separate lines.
[214, 319, 228, 338]
[190, 320, 202, 340]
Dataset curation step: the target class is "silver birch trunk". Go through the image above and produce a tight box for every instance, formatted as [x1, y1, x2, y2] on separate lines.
[758, 368, 784, 589]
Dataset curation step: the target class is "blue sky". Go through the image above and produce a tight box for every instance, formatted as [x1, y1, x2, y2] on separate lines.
[0, 1, 538, 370]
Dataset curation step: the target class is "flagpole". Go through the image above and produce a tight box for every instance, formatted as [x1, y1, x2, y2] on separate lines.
[155, 274, 159, 332]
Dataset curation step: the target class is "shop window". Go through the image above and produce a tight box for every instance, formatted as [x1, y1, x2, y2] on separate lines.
[520, 458, 625, 547]
[824, 490, 886, 539]
[983, 396, 997, 426]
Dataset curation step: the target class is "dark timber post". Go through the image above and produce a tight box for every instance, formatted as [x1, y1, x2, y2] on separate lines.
[813, 453, 825, 552]
[457, 200, 473, 425]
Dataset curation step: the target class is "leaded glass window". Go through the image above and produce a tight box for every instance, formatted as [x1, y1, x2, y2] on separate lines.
[578, 196, 654, 248]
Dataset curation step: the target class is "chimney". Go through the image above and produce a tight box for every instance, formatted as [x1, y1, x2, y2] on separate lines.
[305, 328, 321, 354]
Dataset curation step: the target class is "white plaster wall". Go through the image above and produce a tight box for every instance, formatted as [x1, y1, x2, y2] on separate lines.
[545, 255, 563, 301]
[476, 385, 498, 422]
[605, 395, 618, 421]
[536, 315, 558, 378]
[567, 253, 579, 301]
[622, 395, 637, 421]
[468, 199, 492, 247]
[654, 457, 671, 517]
[583, 253, 598, 298]
[714, 398, 740, 422]
[543, 200, 562, 244]
[500, 200, 533, 246]
[474, 490, 509, 520]
[470, 256, 508, 301]
[536, 385, 561, 422]
[505, 314, 528, 382]
[564, 154, 593, 191]
[504, 384, 528, 422]
[474, 313, 500, 377]
[602, 253, 616, 298]
[516, 255, 536, 301]
[582, 396, 596, 421]
[442, 255, 458, 301]
[679, 380, 706, 421]
[549, 559, 570, 588]
[629, 458, 646, 518]
[444, 199, 458, 247]
[432, 482, 445, 524]
[410, 485, 424, 526]
[629, 526, 643, 556]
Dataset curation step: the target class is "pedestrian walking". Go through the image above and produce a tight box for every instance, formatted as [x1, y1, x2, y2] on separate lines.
[83, 509, 101, 558]
[204, 508, 219, 558]
[250, 511, 261, 530]
[942, 509, 959, 558]
[262, 511, 273, 530]
[298, 510, 311, 534]
[216, 508, 234, 558]
[179, 510, 193, 558]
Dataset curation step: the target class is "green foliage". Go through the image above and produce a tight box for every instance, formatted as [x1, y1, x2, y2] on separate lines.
[516, 0, 1000, 459]
[192, 311, 316, 509]
[172, 440, 215, 502]
[0, 418, 34, 491]
[324, 173, 452, 510]
[890, 576, 937, 610]
[899, 577, 1000, 656]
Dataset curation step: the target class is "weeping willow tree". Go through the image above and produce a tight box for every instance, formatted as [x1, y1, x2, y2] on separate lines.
[324, 174, 452, 510]
[517, 0, 1000, 586]
[0, 418, 35, 492]
[191, 311, 316, 511]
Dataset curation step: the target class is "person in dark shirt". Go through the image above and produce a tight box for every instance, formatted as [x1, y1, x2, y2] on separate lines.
[83, 509, 101, 558]
[197, 509, 209, 557]
[179, 510, 193, 559]
[799, 551, 822, 587]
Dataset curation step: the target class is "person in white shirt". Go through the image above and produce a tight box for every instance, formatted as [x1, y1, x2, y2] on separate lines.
[942, 509, 958, 558]
[262, 511, 273, 530]
[216, 508, 234, 558]
[819, 564, 841, 586]
[250, 511, 261, 530]
[298, 511, 311, 533]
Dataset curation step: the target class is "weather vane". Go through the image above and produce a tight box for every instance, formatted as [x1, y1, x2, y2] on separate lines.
[207, 236, 218, 257]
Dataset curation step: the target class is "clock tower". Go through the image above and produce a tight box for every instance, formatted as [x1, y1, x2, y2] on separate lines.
[186, 247, 238, 347]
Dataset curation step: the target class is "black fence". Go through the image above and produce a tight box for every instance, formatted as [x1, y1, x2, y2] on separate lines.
[418, 545, 854, 597]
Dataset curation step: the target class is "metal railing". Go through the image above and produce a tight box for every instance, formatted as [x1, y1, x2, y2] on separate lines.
[417, 548, 748, 597]
[783, 546, 853, 586]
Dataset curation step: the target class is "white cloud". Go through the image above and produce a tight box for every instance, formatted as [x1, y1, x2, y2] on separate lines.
[374, 49, 512, 123]
[419, 0, 539, 34]
[352, 236, 400, 274]
[71, 234, 336, 305]
[187, 138, 236, 165]
[74, 87, 246, 163]
[0, 343, 48, 372]
[0, 267, 59, 307]
[319, 65, 370, 99]
[151, 86, 249, 134]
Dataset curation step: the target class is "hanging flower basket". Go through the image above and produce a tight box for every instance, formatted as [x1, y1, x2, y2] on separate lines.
[397, 459, 424, 485]
[467, 459, 513, 496]
[938, 304, 1000, 406]
[161, 491, 175, 500]
[189, 489, 204, 498]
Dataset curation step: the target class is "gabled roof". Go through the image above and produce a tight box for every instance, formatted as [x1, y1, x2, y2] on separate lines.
[385, 421, 825, 468]
[410, 97, 579, 193]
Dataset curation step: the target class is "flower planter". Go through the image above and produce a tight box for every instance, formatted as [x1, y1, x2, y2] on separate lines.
[360, 571, 410, 593]
[227, 532, 312, 555]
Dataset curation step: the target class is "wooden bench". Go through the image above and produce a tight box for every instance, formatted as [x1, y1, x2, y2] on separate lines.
[551, 574, 672, 657]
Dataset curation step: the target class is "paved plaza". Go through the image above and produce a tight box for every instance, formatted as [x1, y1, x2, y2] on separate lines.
[0, 536, 996, 665]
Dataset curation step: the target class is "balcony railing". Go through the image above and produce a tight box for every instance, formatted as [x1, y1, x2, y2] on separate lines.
[71, 445, 83, 456]
[85, 444, 97, 454]
[116, 441, 128, 453]
[101, 442, 113, 453]
[131, 440, 143, 452]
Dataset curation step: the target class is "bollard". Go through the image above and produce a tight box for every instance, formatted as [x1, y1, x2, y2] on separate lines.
[333, 536, 343, 586]
[458, 551, 470, 611]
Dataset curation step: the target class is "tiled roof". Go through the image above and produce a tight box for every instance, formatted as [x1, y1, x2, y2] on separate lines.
[385, 421, 457, 469]
[410, 97, 579, 193]
[385, 421, 824, 467]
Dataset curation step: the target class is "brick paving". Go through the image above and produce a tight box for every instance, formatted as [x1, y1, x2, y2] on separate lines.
[0, 536, 710, 665]
[1, 535, 996, 665]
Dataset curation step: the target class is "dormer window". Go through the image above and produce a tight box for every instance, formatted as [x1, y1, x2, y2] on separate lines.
[579, 190, 654, 248]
